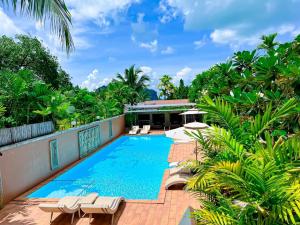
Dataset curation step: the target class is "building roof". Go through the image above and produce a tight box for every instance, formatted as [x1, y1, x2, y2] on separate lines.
[125, 99, 196, 113]
[142, 99, 191, 106]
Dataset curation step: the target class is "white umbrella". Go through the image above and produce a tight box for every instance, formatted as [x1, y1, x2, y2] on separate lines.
[165, 122, 209, 160]
[184, 121, 209, 129]
[165, 127, 193, 143]
[179, 108, 207, 124]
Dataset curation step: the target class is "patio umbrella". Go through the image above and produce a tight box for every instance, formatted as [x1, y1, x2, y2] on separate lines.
[184, 121, 209, 129]
[179, 108, 207, 124]
[165, 121, 209, 160]
[165, 127, 194, 143]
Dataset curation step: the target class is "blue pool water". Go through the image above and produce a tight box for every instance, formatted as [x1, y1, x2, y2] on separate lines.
[28, 135, 173, 200]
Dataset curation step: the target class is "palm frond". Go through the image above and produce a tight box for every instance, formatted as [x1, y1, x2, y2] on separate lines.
[2, 0, 74, 53]
[199, 96, 242, 140]
[250, 98, 298, 138]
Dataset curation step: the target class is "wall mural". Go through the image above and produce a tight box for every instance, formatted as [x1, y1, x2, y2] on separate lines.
[78, 126, 101, 158]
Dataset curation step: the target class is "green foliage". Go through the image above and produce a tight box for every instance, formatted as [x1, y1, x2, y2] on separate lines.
[1, 0, 74, 53]
[158, 74, 176, 99]
[115, 65, 150, 105]
[186, 97, 300, 225]
[0, 36, 152, 129]
[188, 33, 300, 132]
[0, 35, 72, 89]
[175, 79, 189, 99]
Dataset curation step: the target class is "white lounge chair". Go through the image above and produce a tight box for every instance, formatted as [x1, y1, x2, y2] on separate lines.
[129, 126, 140, 135]
[165, 174, 191, 190]
[81, 196, 124, 225]
[169, 161, 181, 168]
[140, 125, 151, 134]
[39, 193, 98, 224]
[169, 166, 191, 176]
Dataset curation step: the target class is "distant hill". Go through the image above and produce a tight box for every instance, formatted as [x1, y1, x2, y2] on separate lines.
[145, 88, 158, 100]
[95, 86, 158, 100]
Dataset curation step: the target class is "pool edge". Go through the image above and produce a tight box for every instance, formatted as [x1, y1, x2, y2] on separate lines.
[13, 133, 174, 205]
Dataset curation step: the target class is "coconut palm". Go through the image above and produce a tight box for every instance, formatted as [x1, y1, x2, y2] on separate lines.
[116, 65, 150, 92]
[158, 74, 176, 99]
[258, 33, 279, 52]
[186, 96, 299, 224]
[1, 0, 73, 53]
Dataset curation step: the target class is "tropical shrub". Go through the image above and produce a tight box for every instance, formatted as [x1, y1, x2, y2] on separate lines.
[187, 96, 300, 224]
[188, 33, 300, 132]
[0, 35, 72, 89]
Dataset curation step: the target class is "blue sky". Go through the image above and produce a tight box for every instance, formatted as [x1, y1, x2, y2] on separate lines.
[1, 0, 300, 90]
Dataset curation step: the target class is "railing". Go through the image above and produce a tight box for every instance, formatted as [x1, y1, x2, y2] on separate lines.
[0, 121, 54, 147]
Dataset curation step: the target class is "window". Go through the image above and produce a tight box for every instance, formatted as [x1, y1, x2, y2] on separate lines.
[109, 120, 113, 138]
[49, 139, 59, 170]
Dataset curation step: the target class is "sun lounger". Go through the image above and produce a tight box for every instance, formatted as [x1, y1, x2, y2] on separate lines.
[169, 166, 191, 176]
[81, 196, 124, 225]
[165, 174, 191, 190]
[39, 193, 98, 224]
[129, 126, 140, 135]
[140, 125, 151, 134]
[169, 161, 181, 168]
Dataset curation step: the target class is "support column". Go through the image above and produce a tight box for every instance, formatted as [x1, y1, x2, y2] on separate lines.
[149, 113, 153, 126]
[164, 113, 170, 129]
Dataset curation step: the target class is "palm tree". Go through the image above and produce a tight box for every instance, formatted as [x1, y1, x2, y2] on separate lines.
[158, 74, 176, 100]
[1, 0, 73, 53]
[116, 65, 150, 93]
[186, 96, 299, 224]
[258, 33, 279, 52]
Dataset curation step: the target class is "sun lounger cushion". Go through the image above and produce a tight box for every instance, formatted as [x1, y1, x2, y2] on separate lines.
[78, 193, 98, 205]
[81, 196, 124, 215]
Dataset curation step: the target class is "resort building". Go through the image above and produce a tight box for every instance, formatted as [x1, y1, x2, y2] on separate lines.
[125, 99, 199, 129]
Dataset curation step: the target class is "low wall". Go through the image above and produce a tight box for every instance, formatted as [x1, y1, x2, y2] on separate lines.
[0, 115, 125, 207]
[0, 121, 55, 147]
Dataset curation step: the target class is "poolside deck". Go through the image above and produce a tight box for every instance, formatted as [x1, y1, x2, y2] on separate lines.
[0, 140, 199, 225]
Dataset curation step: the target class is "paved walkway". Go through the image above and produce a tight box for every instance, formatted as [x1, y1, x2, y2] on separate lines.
[0, 141, 199, 225]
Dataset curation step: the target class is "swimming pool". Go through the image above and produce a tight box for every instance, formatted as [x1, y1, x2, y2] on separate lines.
[28, 135, 173, 200]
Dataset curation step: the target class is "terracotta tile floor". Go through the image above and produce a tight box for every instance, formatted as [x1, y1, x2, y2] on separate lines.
[0, 140, 200, 225]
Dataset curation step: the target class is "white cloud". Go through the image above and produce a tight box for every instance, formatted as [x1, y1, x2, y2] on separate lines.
[140, 66, 160, 90]
[161, 46, 174, 55]
[140, 39, 158, 53]
[210, 29, 260, 49]
[173, 67, 193, 84]
[194, 37, 207, 49]
[131, 12, 158, 48]
[140, 66, 153, 74]
[161, 0, 300, 48]
[0, 0, 140, 55]
[65, 0, 139, 24]
[0, 8, 23, 36]
[81, 69, 99, 91]
[159, 0, 178, 23]
[98, 77, 112, 87]
[80, 69, 112, 91]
